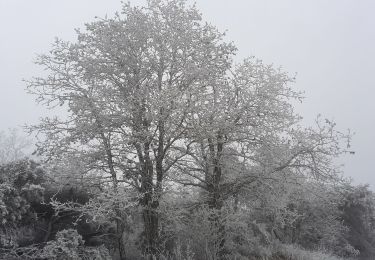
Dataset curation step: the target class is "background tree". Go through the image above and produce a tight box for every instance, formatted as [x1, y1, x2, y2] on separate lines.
[0, 129, 32, 165]
[340, 184, 375, 259]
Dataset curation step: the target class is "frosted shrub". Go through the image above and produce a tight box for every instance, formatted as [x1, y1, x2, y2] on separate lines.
[39, 229, 111, 260]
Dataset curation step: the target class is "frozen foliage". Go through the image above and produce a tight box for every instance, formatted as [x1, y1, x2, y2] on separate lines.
[39, 229, 111, 260]
[0, 159, 44, 226]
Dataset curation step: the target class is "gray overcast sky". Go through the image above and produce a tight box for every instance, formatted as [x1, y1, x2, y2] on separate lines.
[0, 0, 374, 187]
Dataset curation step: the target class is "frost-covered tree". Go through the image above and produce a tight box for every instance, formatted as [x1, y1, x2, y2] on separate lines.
[169, 57, 350, 257]
[27, 0, 235, 257]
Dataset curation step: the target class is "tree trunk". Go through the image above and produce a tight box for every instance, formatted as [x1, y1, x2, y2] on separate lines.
[139, 142, 161, 259]
[114, 216, 127, 260]
[206, 133, 227, 259]
[142, 199, 160, 259]
[208, 190, 226, 260]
